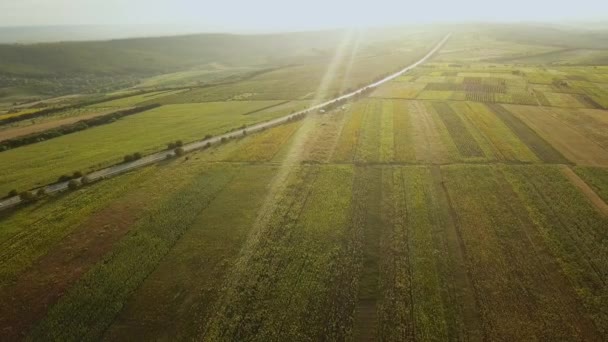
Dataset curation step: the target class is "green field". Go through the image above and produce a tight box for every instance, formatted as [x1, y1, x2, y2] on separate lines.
[0, 100, 308, 194]
[1, 25, 608, 341]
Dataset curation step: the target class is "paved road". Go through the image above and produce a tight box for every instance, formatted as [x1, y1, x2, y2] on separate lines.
[0, 33, 451, 211]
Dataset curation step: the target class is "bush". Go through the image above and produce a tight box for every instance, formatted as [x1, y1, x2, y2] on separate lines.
[73, 171, 83, 178]
[36, 188, 48, 198]
[133, 152, 142, 160]
[204, 134, 213, 140]
[58, 174, 72, 183]
[220, 137, 227, 143]
[68, 179, 81, 190]
[19, 191, 37, 203]
[8, 189, 18, 197]
[174, 147, 185, 157]
[167, 142, 177, 149]
[204, 142, 212, 149]
[124, 154, 135, 163]
[175, 140, 183, 147]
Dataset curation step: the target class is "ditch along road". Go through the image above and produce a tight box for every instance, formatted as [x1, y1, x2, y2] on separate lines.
[0, 33, 452, 211]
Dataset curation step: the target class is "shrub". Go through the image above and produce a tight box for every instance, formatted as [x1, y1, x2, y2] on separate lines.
[133, 152, 142, 160]
[124, 154, 135, 163]
[175, 140, 183, 147]
[167, 142, 177, 149]
[8, 189, 18, 197]
[73, 171, 83, 178]
[36, 188, 48, 198]
[204, 134, 213, 140]
[174, 147, 185, 157]
[68, 179, 81, 190]
[19, 191, 37, 203]
[58, 174, 72, 183]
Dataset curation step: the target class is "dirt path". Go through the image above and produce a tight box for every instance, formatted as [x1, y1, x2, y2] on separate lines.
[0, 107, 132, 141]
[561, 166, 608, 217]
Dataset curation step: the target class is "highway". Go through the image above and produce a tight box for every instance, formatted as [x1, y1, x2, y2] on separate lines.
[0, 33, 451, 211]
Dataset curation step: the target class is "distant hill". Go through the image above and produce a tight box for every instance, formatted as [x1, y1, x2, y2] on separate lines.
[0, 25, 199, 44]
[483, 24, 608, 49]
[0, 31, 357, 77]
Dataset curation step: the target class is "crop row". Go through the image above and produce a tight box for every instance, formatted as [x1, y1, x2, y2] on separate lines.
[432, 102, 484, 158]
[29, 165, 239, 340]
[444, 165, 605, 340]
[103, 166, 279, 340]
[487, 103, 568, 163]
[202, 165, 355, 341]
[502, 166, 608, 337]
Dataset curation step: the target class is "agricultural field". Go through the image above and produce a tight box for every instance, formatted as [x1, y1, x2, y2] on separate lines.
[0, 100, 307, 195]
[1, 26, 608, 341]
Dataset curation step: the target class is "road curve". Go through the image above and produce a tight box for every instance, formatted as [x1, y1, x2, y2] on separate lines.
[0, 33, 451, 210]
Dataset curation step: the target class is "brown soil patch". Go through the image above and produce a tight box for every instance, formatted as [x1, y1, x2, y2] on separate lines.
[505, 104, 608, 166]
[0, 107, 130, 141]
[0, 199, 145, 340]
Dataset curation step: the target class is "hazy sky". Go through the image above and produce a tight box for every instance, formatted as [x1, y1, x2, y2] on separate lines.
[1, 0, 607, 31]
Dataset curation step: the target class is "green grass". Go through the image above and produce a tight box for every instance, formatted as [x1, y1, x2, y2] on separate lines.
[0, 100, 296, 194]
[87, 90, 186, 108]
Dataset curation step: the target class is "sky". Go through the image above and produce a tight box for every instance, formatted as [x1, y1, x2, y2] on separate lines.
[1, 0, 607, 31]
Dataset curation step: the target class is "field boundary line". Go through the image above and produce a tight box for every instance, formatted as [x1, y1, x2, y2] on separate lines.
[560, 166, 608, 217]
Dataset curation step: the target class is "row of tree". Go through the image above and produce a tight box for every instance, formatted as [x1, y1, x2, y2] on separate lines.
[0, 104, 161, 151]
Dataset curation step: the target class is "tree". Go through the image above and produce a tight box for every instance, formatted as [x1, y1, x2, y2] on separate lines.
[68, 179, 81, 190]
[174, 147, 185, 157]
[8, 189, 18, 197]
[19, 191, 37, 203]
